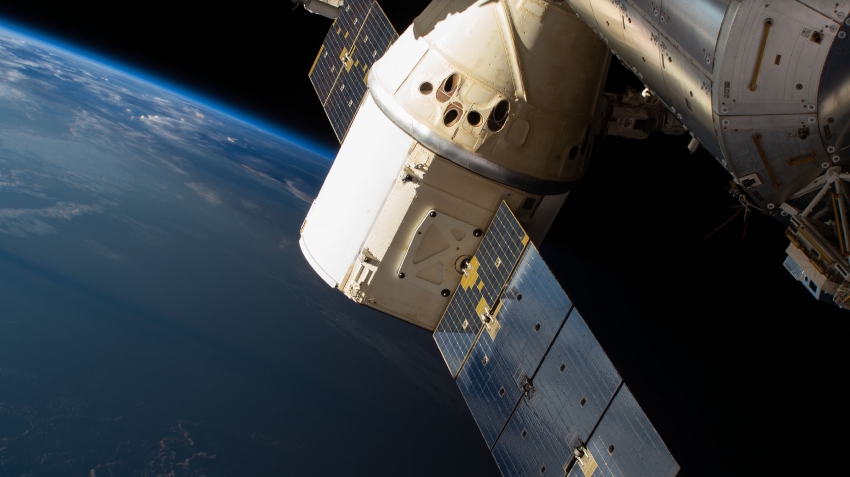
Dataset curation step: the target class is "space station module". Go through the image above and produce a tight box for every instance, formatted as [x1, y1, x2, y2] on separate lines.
[295, 0, 850, 476]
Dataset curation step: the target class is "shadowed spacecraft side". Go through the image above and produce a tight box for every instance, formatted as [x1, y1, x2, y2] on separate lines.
[295, 0, 850, 475]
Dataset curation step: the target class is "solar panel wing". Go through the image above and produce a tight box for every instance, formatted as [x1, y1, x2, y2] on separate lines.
[530, 308, 622, 451]
[433, 201, 679, 477]
[308, 0, 398, 142]
[454, 244, 572, 447]
[492, 399, 573, 477]
[434, 202, 530, 376]
[582, 385, 681, 477]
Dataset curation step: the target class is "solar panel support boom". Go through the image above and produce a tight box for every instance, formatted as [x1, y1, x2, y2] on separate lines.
[292, 0, 340, 19]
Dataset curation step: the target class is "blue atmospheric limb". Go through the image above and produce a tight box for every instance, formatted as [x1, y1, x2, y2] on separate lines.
[0, 19, 337, 160]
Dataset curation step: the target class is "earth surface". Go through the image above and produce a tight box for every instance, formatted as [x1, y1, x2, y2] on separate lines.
[0, 26, 498, 476]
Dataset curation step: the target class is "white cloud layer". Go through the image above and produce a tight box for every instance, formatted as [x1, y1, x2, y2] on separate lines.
[184, 182, 221, 205]
[0, 202, 104, 236]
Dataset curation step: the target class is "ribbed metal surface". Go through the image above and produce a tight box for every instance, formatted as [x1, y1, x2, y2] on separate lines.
[434, 202, 529, 376]
[308, 0, 397, 142]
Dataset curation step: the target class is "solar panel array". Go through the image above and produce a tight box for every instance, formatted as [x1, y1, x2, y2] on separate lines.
[434, 202, 679, 477]
[434, 202, 529, 376]
[308, 0, 398, 142]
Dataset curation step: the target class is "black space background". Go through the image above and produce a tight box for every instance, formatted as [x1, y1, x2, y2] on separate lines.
[1, 1, 847, 475]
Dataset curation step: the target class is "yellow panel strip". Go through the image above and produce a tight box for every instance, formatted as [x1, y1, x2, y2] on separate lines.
[308, 45, 324, 77]
[788, 152, 816, 167]
[749, 19, 773, 92]
[475, 296, 489, 317]
[461, 256, 480, 290]
[752, 133, 781, 190]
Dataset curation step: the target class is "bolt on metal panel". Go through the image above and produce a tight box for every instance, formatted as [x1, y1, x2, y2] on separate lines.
[591, 0, 638, 68]
[797, 0, 850, 24]
[621, 8, 670, 100]
[569, 0, 602, 31]
[657, 0, 730, 76]
[717, 113, 832, 207]
[817, 23, 850, 165]
[714, 0, 835, 117]
[659, 38, 722, 159]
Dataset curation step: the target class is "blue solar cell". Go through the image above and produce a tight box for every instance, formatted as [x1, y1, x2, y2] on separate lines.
[308, 0, 398, 142]
[492, 399, 573, 477]
[584, 385, 680, 477]
[434, 202, 529, 376]
[455, 244, 572, 448]
[456, 330, 524, 447]
[433, 201, 678, 477]
[530, 308, 622, 451]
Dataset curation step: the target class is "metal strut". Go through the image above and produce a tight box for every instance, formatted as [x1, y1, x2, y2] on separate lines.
[749, 19, 773, 92]
[781, 167, 850, 307]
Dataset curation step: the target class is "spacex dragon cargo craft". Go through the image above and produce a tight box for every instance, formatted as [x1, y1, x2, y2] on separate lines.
[294, 1, 850, 475]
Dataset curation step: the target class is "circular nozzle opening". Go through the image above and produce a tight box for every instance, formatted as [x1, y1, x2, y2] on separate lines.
[437, 73, 460, 102]
[487, 100, 510, 132]
[443, 102, 463, 127]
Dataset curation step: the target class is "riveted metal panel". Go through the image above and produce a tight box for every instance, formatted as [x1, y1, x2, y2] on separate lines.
[492, 400, 572, 477]
[658, 0, 730, 76]
[621, 6, 670, 99]
[628, 0, 659, 20]
[434, 202, 529, 376]
[660, 43, 722, 159]
[797, 0, 850, 23]
[715, 0, 836, 116]
[455, 244, 571, 447]
[586, 385, 680, 477]
[591, 0, 637, 68]
[817, 23, 850, 164]
[568, 0, 602, 31]
[530, 308, 622, 452]
[718, 113, 834, 207]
